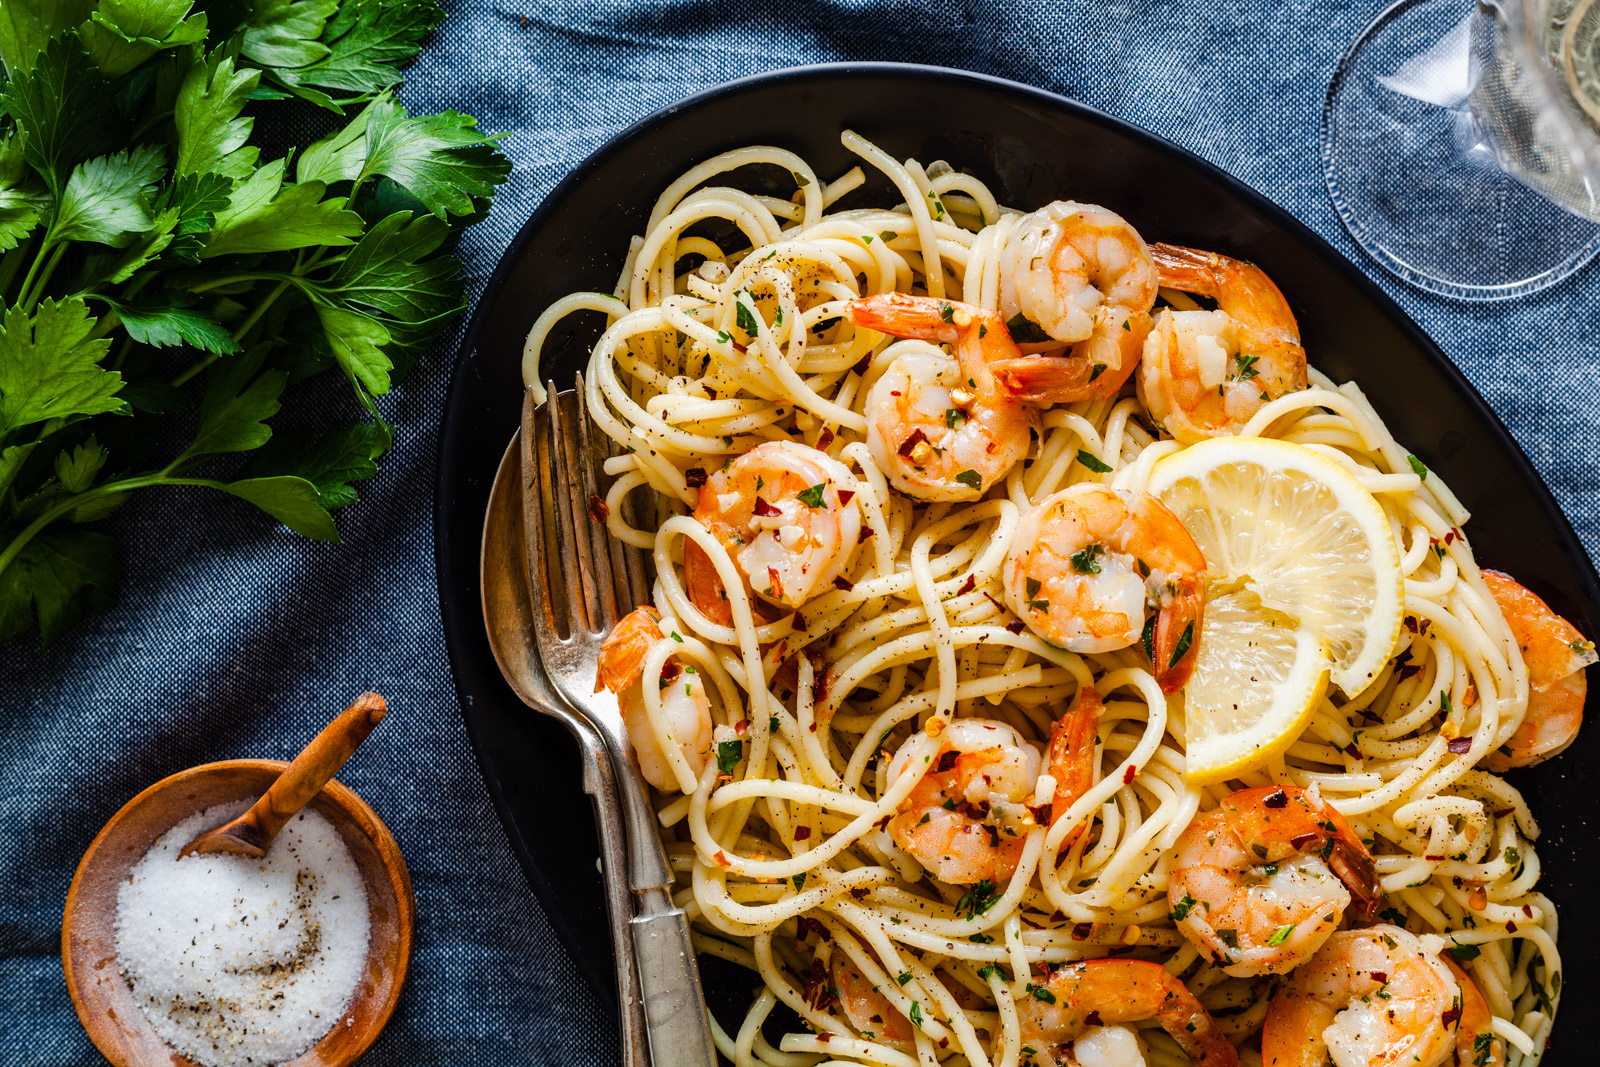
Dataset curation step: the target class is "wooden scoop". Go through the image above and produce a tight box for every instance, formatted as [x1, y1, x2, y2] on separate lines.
[179, 692, 387, 858]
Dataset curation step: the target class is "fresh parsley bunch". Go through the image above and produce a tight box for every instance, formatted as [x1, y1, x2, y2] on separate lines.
[0, 0, 509, 645]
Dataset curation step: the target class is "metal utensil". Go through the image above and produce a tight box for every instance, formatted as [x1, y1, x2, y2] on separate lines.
[525, 378, 718, 1067]
[481, 429, 648, 1067]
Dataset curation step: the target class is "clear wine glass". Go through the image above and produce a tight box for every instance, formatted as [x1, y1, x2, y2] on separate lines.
[1323, 0, 1600, 299]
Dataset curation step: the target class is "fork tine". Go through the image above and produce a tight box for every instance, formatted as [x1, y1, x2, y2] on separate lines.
[573, 372, 626, 634]
[522, 390, 567, 648]
[545, 381, 596, 640]
[558, 386, 608, 636]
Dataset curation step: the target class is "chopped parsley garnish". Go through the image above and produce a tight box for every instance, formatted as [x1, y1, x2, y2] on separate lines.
[1445, 943, 1482, 961]
[1141, 615, 1156, 663]
[1266, 924, 1297, 946]
[735, 299, 760, 336]
[1504, 847, 1521, 866]
[1024, 982, 1057, 1004]
[1028, 599, 1050, 612]
[968, 933, 994, 944]
[1076, 449, 1113, 473]
[1216, 928, 1240, 949]
[946, 408, 968, 430]
[1170, 893, 1198, 921]
[1169, 620, 1195, 667]
[1070, 543, 1105, 575]
[909, 1001, 924, 1028]
[977, 964, 1002, 981]
[1232, 353, 1261, 381]
[792, 873, 806, 891]
[938, 301, 955, 323]
[1380, 907, 1408, 927]
[715, 739, 742, 774]
[896, 970, 913, 985]
[716, 329, 732, 344]
[956, 879, 1001, 918]
[792, 170, 811, 187]
[1407, 454, 1428, 480]
[880, 230, 897, 243]
[797, 482, 827, 508]
[1025, 577, 1042, 598]
[1004, 312, 1051, 343]
[954, 469, 983, 490]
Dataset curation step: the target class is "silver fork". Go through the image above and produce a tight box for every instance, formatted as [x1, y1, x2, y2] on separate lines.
[524, 374, 718, 1067]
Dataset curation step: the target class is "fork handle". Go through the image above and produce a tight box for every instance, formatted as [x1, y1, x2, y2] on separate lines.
[632, 887, 718, 1066]
[572, 724, 650, 1067]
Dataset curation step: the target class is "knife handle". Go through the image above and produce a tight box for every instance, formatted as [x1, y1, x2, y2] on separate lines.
[573, 723, 650, 1067]
[631, 887, 718, 1066]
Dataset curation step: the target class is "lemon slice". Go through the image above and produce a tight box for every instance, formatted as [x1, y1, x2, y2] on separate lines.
[1147, 438, 1404, 783]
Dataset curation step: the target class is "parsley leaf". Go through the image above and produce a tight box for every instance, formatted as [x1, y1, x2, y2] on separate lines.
[1076, 449, 1112, 473]
[0, 526, 119, 647]
[716, 739, 743, 774]
[93, 297, 240, 356]
[0, 297, 122, 434]
[201, 158, 364, 257]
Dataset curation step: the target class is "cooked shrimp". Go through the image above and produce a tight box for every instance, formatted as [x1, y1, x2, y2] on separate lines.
[848, 294, 1037, 500]
[887, 718, 1042, 885]
[1044, 686, 1102, 847]
[1136, 243, 1307, 443]
[831, 956, 985, 1052]
[1003, 483, 1207, 692]
[685, 441, 864, 625]
[595, 606, 715, 793]
[1168, 785, 1385, 977]
[1480, 569, 1596, 771]
[995, 201, 1159, 404]
[1443, 957, 1504, 1067]
[1261, 925, 1460, 1067]
[1018, 959, 1238, 1067]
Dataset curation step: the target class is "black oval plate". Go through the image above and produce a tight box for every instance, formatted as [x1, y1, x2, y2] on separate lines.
[434, 62, 1600, 1040]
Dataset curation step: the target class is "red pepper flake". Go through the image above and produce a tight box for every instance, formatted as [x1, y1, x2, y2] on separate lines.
[1084, 1010, 1103, 1027]
[1523, 904, 1534, 917]
[1029, 802, 1053, 824]
[1505, 921, 1518, 933]
[1371, 971, 1388, 983]
[704, 385, 718, 399]
[957, 574, 976, 595]
[1005, 620, 1025, 635]
[849, 887, 870, 899]
[1495, 808, 1515, 819]
[1447, 738, 1472, 755]
[792, 610, 808, 631]
[935, 749, 961, 773]
[1404, 617, 1418, 634]
[797, 916, 831, 943]
[802, 956, 838, 1010]
[684, 467, 708, 489]
[753, 496, 780, 516]
[1396, 661, 1423, 682]
[836, 488, 855, 505]
[1122, 764, 1138, 785]
[1072, 923, 1094, 941]
[1444, 529, 1458, 544]
[816, 428, 835, 451]
[734, 718, 750, 736]
[1344, 743, 1362, 759]
[852, 353, 872, 375]
[938, 1037, 950, 1050]
[1425, 854, 1445, 861]
[1290, 833, 1319, 851]
[812, 664, 833, 706]
[1263, 789, 1288, 809]
[1441, 1004, 1462, 1029]
[588, 495, 609, 523]
[713, 850, 732, 868]
[858, 525, 876, 543]
[1049, 909, 1067, 924]
[767, 567, 784, 599]
[659, 660, 682, 684]
[794, 826, 812, 841]
[897, 427, 930, 457]
[833, 576, 855, 592]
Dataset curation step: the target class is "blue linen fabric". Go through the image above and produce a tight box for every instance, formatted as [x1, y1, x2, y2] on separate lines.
[3, 1, 1596, 1064]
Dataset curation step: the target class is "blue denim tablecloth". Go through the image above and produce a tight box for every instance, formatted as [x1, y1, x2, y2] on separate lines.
[4, 2, 1597, 1064]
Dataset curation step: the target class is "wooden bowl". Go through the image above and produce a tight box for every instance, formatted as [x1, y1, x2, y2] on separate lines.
[62, 759, 414, 1067]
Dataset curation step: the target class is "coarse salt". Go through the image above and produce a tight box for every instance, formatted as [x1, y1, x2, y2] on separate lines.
[114, 800, 370, 1067]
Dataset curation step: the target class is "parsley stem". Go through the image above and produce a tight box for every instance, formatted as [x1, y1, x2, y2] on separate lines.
[0, 473, 198, 579]
[169, 279, 292, 387]
[16, 241, 64, 311]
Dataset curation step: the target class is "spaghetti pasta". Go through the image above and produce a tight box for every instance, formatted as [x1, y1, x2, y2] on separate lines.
[523, 133, 1584, 1067]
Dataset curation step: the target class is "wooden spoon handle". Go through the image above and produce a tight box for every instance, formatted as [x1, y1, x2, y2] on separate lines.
[227, 692, 387, 852]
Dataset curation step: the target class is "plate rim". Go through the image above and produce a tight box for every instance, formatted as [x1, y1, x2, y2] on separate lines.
[432, 58, 1600, 1007]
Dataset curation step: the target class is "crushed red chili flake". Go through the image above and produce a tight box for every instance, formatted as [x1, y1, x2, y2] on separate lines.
[1447, 738, 1472, 755]
[1263, 789, 1288, 809]
[1523, 904, 1534, 917]
[752, 496, 781, 517]
[1049, 909, 1067, 924]
[938, 1037, 950, 1049]
[897, 428, 930, 457]
[858, 525, 876, 543]
[587, 495, 609, 523]
[957, 574, 976, 595]
[1425, 854, 1445, 861]
[836, 488, 855, 505]
[802, 957, 838, 1011]
[1506, 921, 1518, 933]
[1290, 832, 1319, 851]
[1072, 923, 1094, 941]
[1444, 529, 1458, 544]
[684, 468, 707, 489]
[703, 385, 718, 399]
[1397, 661, 1424, 681]
[852, 353, 872, 375]
[1005, 620, 1025, 635]
[1084, 1010, 1103, 1027]
[792, 610, 808, 631]
[1371, 971, 1388, 983]
[734, 718, 750, 736]
[767, 567, 785, 598]
[797, 916, 831, 943]
[833, 576, 855, 591]
[816, 428, 835, 451]
[936, 750, 961, 773]
[659, 660, 682, 684]
[1495, 808, 1515, 819]
[1122, 764, 1138, 784]
[793, 826, 812, 841]
[849, 886, 870, 899]
[1441, 1004, 1462, 1029]
[812, 666, 833, 705]
[1029, 803, 1053, 824]
[713, 850, 732, 868]
[1344, 743, 1362, 759]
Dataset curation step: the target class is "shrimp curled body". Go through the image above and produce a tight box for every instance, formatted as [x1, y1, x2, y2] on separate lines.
[595, 606, 715, 793]
[1480, 569, 1595, 771]
[1004, 483, 1207, 692]
[1168, 785, 1384, 977]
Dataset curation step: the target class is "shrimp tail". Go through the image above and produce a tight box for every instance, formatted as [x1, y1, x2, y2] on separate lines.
[683, 541, 735, 627]
[1047, 687, 1102, 844]
[1328, 838, 1386, 921]
[1152, 586, 1205, 693]
[595, 606, 664, 694]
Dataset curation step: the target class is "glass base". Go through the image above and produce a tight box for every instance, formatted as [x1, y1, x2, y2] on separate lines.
[1322, 0, 1600, 300]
